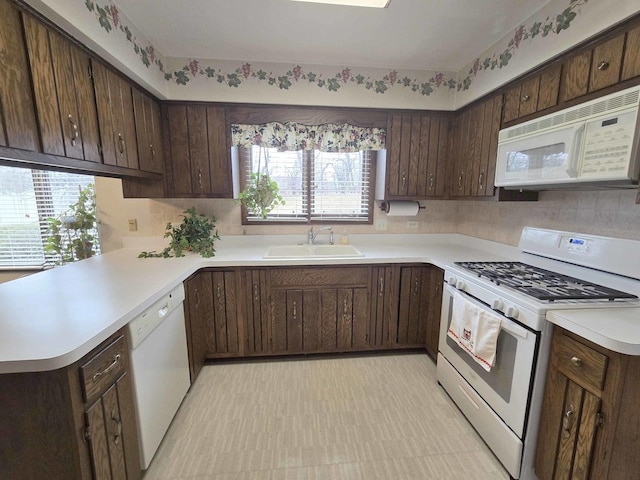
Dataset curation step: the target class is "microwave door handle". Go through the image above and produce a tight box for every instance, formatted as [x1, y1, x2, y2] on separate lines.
[566, 124, 585, 178]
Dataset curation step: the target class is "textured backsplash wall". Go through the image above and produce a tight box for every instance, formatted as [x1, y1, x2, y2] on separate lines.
[456, 190, 640, 246]
[95, 177, 640, 252]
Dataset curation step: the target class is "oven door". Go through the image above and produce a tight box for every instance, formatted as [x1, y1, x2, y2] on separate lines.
[438, 283, 538, 437]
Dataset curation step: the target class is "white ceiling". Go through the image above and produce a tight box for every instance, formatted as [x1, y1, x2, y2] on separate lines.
[114, 0, 551, 71]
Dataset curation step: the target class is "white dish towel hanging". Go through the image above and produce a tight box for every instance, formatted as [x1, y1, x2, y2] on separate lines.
[447, 290, 502, 372]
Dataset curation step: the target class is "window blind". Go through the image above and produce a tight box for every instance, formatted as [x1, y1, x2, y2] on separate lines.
[240, 147, 373, 223]
[0, 166, 98, 268]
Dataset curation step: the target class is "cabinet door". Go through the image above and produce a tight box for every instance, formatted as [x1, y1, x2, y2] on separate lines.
[426, 116, 450, 197]
[503, 84, 522, 124]
[537, 64, 562, 111]
[23, 16, 101, 162]
[93, 62, 138, 169]
[0, 0, 39, 150]
[133, 89, 163, 173]
[560, 51, 592, 103]
[396, 266, 429, 347]
[518, 76, 540, 117]
[622, 24, 640, 81]
[165, 104, 232, 197]
[318, 287, 368, 351]
[425, 266, 444, 360]
[370, 266, 397, 348]
[589, 33, 624, 92]
[185, 273, 213, 381]
[85, 377, 130, 480]
[244, 269, 269, 355]
[211, 270, 239, 354]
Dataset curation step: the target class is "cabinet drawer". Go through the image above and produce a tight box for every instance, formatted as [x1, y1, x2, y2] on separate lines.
[270, 267, 370, 287]
[555, 333, 608, 393]
[80, 335, 127, 402]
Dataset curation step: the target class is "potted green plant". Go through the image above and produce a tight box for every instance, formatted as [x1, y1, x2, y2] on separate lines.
[44, 184, 99, 265]
[139, 207, 220, 258]
[238, 172, 285, 219]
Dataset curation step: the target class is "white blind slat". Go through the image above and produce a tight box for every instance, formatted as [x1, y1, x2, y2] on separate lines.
[0, 166, 98, 268]
[242, 147, 372, 223]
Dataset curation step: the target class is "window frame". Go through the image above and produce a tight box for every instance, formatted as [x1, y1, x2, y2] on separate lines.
[239, 148, 377, 225]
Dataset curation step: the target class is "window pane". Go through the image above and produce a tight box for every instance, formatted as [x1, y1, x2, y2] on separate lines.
[311, 150, 370, 221]
[245, 146, 307, 221]
[0, 166, 98, 268]
[0, 167, 43, 267]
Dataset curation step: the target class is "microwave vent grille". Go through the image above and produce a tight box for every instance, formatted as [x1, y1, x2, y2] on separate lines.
[501, 87, 640, 141]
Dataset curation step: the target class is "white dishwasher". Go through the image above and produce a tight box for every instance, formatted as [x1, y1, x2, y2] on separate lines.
[127, 284, 191, 470]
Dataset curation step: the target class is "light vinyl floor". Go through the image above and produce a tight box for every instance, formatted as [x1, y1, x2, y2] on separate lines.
[143, 353, 509, 480]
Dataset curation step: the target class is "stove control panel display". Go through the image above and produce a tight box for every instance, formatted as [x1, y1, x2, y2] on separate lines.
[562, 235, 593, 254]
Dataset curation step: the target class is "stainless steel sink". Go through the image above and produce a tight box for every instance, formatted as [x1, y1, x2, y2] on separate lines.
[263, 244, 364, 258]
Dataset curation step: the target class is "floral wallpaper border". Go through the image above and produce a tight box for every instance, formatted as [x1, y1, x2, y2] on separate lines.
[84, 0, 589, 96]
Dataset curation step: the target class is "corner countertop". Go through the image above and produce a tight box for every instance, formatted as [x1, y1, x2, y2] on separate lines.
[0, 233, 514, 374]
[1, 232, 639, 374]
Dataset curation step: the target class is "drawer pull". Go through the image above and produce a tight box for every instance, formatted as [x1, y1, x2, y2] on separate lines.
[429, 173, 434, 191]
[401, 174, 407, 188]
[92, 353, 121, 382]
[562, 404, 575, 438]
[571, 356, 582, 367]
[522, 94, 531, 101]
[117, 133, 125, 154]
[478, 170, 484, 189]
[597, 61, 610, 71]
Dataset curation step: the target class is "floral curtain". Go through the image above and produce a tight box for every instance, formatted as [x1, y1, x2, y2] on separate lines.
[231, 122, 386, 152]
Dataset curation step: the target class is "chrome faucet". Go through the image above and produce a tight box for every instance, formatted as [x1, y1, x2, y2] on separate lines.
[308, 226, 334, 245]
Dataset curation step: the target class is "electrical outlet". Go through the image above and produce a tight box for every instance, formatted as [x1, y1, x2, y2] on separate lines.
[407, 221, 418, 229]
[128, 219, 138, 232]
[374, 218, 388, 231]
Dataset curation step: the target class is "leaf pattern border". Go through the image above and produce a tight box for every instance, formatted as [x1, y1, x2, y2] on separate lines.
[83, 0, 588, 96]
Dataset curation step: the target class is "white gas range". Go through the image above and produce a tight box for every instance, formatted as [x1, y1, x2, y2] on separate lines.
[437, 227, 640, 480]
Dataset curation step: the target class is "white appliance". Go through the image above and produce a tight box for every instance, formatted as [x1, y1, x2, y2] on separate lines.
[495, 85, 640, 189]
[127, 284, 191, 470]
[437, 227, 640, 480]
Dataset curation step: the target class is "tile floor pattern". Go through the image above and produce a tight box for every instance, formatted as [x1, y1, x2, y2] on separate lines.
[143, 354, 509, 480]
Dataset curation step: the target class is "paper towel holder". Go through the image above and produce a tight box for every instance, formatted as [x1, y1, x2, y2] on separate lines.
[379, 200, 425, 213]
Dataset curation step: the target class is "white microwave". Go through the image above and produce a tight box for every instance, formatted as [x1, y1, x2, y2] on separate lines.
[495, 85, 640, 189]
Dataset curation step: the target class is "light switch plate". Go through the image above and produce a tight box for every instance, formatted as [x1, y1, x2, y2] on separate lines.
[374, 219, 388, 231]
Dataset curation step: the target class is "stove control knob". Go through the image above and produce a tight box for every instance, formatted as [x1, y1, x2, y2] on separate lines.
[448, 276, 457, 286]
[506, 306, 519, 319]
[491, 299, 504, 311]
[456, 280, 466, 290]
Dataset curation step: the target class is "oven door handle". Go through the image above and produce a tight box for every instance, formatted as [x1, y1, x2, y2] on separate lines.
[449, 286, 530, 340]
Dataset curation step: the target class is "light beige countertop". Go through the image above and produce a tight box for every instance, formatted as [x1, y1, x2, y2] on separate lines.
[1, 232, 639, 374]
[546, 308, 640, 355]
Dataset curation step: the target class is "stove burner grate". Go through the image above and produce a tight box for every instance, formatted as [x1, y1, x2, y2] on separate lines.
[454, 261, 638, 302]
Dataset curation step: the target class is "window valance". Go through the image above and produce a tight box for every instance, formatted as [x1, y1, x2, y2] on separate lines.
[231, 122, 386, 152]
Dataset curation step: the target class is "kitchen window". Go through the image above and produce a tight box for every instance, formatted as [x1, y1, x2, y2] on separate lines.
[239, 146, 375, 223]
[0, 166, 99, 268]
[232, 121, 385, 224]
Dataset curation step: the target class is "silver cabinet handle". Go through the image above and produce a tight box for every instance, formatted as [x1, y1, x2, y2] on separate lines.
[562, 404, 575, 438]
[571, 356, 582, 367]
[522, 94, 531, 101]
[597, 61, 610, 71]
[379, 277, 384, 296]
[92, 353, 121, 382]
[68, 114, 79, 146]
[117, 133, 125, 154]
[478, 170, 484, 189]
[111, 410, 122, 445]
[428, 173, 434, 191]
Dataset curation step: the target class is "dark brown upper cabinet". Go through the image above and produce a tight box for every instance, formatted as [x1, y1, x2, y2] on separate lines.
[93, 61, 139, 169]
[385, 113, 450, 199]
[503, 64, 561, 124]
[23, 14, 101, 162]
[133, 88, 164, 174]
[0, 0, 39, 151]
[164, 104, 232, 197]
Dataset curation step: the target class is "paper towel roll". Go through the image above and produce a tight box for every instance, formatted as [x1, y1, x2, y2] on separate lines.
[383, 200, 421, 216]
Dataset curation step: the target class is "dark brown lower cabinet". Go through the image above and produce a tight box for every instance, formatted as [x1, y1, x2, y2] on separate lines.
[535, 328, 640, 480]
[184, 269, 240, 373]
[391, 265, 443, 357]
[184, 264, 444, 371]
[0, 330, 140, 480]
